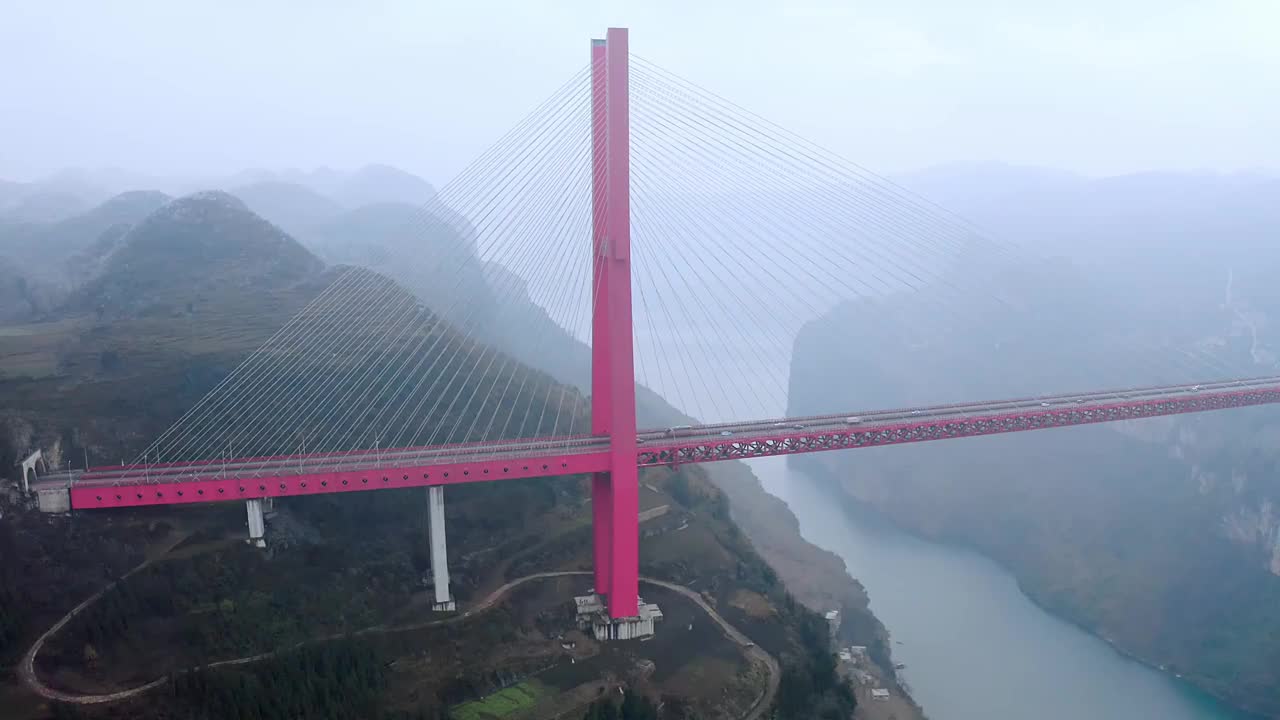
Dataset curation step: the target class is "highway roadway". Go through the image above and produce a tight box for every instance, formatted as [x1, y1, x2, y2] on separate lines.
[34, 375, 1280, 509]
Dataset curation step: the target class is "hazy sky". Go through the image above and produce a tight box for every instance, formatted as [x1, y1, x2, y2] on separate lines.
[2, 0, 1276, 184]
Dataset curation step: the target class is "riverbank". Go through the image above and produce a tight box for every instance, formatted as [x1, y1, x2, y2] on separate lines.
[756, 456, 1254, 720]
[702, 460, 925, 719]
[829, 483, 1263, 720]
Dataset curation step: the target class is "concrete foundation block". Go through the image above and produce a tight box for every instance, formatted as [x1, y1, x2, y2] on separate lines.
[36, 488, 71, 514]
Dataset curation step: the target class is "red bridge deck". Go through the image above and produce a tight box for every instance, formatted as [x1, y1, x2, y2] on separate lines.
[48, 376, 1280, 510]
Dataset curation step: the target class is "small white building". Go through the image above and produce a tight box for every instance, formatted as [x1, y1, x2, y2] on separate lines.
[871, 689, 891, 701]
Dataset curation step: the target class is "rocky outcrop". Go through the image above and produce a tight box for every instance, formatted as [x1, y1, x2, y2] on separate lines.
[1272, 528, 1280, 576]
[1221, 500, 1278, 561]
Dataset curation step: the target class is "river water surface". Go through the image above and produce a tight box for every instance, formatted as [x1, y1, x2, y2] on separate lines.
[746, 456, 1255, 720]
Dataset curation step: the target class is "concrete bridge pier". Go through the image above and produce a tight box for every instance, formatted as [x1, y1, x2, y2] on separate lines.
[427, 486, 455, 611]
[245, 498, 266, 548]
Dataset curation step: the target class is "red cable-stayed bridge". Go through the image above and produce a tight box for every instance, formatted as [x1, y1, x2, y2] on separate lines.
[27, 28, 1279, 637]
[52, 376, 1280, 504]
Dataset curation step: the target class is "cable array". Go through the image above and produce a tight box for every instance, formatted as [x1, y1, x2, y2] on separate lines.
[625, 55, 1252, 421]
[131, 51, 1259, 471]
[136, 63, 601, 466]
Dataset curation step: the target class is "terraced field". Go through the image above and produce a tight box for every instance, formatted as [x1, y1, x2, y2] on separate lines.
[450, 680, 546, 720]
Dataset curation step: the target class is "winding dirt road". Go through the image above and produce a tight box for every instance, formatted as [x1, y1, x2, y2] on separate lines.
[20, 570, 779, 719]
[638, 576, 780, 720]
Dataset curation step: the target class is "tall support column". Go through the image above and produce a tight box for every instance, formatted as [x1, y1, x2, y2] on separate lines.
[603, 27, 639, 619]
[591, 474, 613, 593]
[427, 486, 456, 611]
[589, 37, 613, 597]
[245, 498, 266, 548]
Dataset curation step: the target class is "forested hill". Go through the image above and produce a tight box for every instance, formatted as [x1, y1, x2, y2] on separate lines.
[0, 189, 578, 470]
[0, 191, 171, 320]
[789, 167, 1280, 717]
[0, 178, 897, 720]
[72, 192, 324, 320]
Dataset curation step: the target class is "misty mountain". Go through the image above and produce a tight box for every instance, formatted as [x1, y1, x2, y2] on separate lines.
[223, 164, 436, 209]
[44, 190, 171, 261]
[0, 221, 41, 260]
[73, 191, 323, 318]
[230, 181, 344, 238]
[2, 163, 437, 220]
[790, 164, 1280, 715]
[37, 167, 163, 200]
[305, 201, 463, 263]
[302, 201, 494, 325]
[895, 162, 1083, 211]
[0, 169, 135, 223]
[63, 192, 173, 277]
[0, 212, 45, 320]
[0, 190, 95, 225]
[0, 191, 171, 322]
[0, 256, 57, 322]
[323, 164, 437, 208]
[899, 165, 1280, 270]
[222, 167, 348, 197]
[0, 190, 169, 262]
[890, 166, 1280, 352]
[0, 187, 576, 459]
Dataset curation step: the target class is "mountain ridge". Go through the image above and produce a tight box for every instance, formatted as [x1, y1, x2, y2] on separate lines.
[787, 163, 1280, 716]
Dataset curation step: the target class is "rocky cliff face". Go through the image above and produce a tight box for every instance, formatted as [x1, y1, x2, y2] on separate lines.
[1105, 408, 1280, 578]
[788, 397, 1280, 714]
[1220, 499, 1280, 570]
